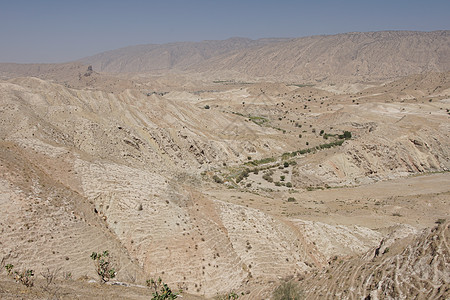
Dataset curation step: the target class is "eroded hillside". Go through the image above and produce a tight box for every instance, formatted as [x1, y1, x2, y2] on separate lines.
[79, 31, 450, 83]
[0, 66, 449, 298]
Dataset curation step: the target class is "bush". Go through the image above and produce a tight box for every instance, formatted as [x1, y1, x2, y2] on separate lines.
[215, 292, 240, 299]
[4, 264, 34, 287]
[287, 197, 296, 202]
[262, 174, 273, 182]
[338, 131, 352, 139]
[5, 264, 14, 275]
[147, 277, 178, 300]
[245, 157, 275, 166]
[213, 175, 224, 184]
[272, 281, 303, 300]
[286, 182, 293, 188]
[15, 269, 35, 287]
[204, 105, 210, 109]
[90, 250, 116, 283]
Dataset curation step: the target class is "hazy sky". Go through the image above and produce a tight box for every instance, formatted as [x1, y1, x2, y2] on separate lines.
[1, 0, 449, 63]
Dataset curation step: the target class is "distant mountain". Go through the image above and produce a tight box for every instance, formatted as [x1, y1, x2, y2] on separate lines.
[79, 37, 289, 73]
[79, 31, 450, 82]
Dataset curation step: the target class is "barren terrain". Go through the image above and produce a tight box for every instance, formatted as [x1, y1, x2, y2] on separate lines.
[0, 31, 449, 299]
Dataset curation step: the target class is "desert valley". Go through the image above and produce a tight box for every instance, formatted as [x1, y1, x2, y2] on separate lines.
[0, 30, 449, 299]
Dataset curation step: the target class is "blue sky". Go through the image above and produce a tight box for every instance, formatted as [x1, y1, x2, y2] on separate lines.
[1, 0, 449, 63]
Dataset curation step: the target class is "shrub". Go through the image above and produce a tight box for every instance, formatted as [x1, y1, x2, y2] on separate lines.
[90, 250, 116, 283]
[14, 269, 35, 287]
[40, 267, 60, 288]
[262, 174, 273, 182]
[245, 157, 275, 166]
[280, 175, 285, 181]
[213, 175, 224, 184]
[5, 264, 35, 287]
[283, 162, 289, 168]
[287, 197, 296, 202]
[338, 131, 352, 139]
[286, 182, 293, 188]
[147, 277, 178, 300]
[272, 281, 303, 300]
[5, 264, 14, 275]
[204, 105, 210, 109]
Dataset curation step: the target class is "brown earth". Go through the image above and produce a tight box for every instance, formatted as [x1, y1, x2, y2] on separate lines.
[0, 42, 449, 299]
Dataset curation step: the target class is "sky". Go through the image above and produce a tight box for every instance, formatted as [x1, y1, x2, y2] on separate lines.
[1, 0, 449, 63]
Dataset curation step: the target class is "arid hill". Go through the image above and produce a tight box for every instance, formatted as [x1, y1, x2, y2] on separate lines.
[0, 32, 449, 299]
[79, 31, 450, 82]
[79, 37, 288, 74]
[300, 221, 450, 299]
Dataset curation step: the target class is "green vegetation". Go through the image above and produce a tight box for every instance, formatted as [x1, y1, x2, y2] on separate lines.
[235, 168, 250, 184]
[272, 281, 303, 300]
[282, 138, 345, 160]
[287, 197, 296, 202]
[5, 263, 14, 275]
[4, 264, 35, 287]
[213, 175, 224, 184]
[215, 292, 240, 300]
[90, 250, 116, 283]
[338, 131, 352, 139]
[15, 269, 35, 287]
[212, 80, 234, 84]
[249, 116, 269, 126]
[245, 157, 275, 166]
[288, 83, 315, 88]
[262, 171, 274, 183]
[147, 277, 179, 300]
